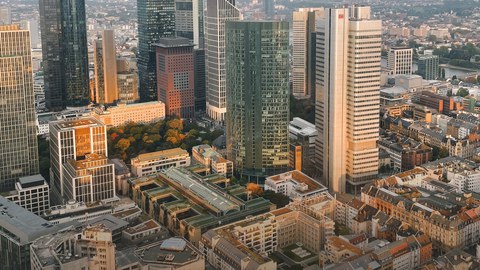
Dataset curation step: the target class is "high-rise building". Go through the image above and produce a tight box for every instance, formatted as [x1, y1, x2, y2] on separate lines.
[156, 37, 195, 118]
[117, 58, 139, 103]
[174, 0, 204, 48]
[194, 49, 206, 113]
[0, 25, 39, 192]
[137, 0, 175, 101]
[0, 7, 11, 25]
[49, 117, 115, 204]
[205, 0, 240, 122]
[418, 55, 439, 80]
[263, 0, 274, 18]
[315, 6, 381, 193]
[19, 19, 41, 49]
[387, 47, 413, 75]
[226, 21, 290, 182]
[94, 29, 118, 104]
[39, 0, 90, 110]
[292, 8, 323, 98]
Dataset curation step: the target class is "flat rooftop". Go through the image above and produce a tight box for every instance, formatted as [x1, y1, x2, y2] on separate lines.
[0, 196, 73, 244]
[266, 170, 327, 194]
[162, 167, 239, 213]
[132, 148, 189, 163]
[53, 117, 103, 129]
[134, 238, 201, 266]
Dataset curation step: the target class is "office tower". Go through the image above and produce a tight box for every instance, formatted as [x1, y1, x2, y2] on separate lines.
[263, 0, 274, 17]
[49, 117, 115, 204]
[4, 175, 50, 215]
[156, 37, 195, 118]
[19, 19, 41, 48]
[292, 8, 323, 98]
[117, 58, 139, 103]
[205, 0, 240, 122]
[315, 6, 381, 193]
[94, 30, 118, 104]
[0, 25, 39, 192]
[0, 7, 11, 25]
[194, 49, 206, 113]
[388, 47, 413, 75]
[39, 0, 90, 110]
[226, 21, 290, 182]
[418, 55, 439, 80]
[137, 0, 175, 101]
[174, 0, 204, 48]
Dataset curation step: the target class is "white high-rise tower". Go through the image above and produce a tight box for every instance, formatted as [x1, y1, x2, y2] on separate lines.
[315, 6, 381, 194]
[205, 0, 240, 123]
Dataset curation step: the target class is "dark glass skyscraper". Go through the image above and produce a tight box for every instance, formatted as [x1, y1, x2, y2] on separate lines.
[225, 21, 290, 183]
[39, 0, 89, 110]
[138, 0, 175, 101]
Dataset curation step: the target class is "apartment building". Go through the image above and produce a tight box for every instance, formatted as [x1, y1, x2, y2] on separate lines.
[4, 175, 50, 215]
[264, 170, 327, 200]
[388, 47, 413, 75]
[192, 144, 233, 177]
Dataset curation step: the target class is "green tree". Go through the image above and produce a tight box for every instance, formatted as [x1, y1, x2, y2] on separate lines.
[440, 147, 449, 158]
[262, 190, 291, 208]
[456, 87, 469, 97]
[115, 138, 131, 152]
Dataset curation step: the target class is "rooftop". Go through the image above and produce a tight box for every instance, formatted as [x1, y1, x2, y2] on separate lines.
[132, 148, 189, 163]
[133, 238, 202, 266]
[155, 37, 194, 48]
[52, 117, 103, 130]
[266, 170, 327, 194]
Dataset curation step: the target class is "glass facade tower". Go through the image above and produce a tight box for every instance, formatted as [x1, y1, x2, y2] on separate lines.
[39, 0, 89, 110]
[0, 25, 39, 192]
[225, 21, 290, 183]
[137, 0, 175, 101]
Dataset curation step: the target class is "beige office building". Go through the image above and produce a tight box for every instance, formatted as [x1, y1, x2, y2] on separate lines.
[116, 58, 139, 103]
[292, 8, 323, 98]
[94, 101, 165, 127]
[315, 6, 381, 193]
[0, 25, 39, 192]
[388, 47, 413, 75]
[94, 29, 118, 104]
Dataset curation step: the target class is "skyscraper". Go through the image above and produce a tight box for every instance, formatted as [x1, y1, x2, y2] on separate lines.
[94, 29, 118, 104]
[263, 0, 274, 18]
[174, 0, 204, 48]
[387, 47, 413, 75]
[137, 0, 175, 101]
[0, 25, 39, 192]
[205, 0, 240, 122]
[49, 118, 115, 204]
[315, 6, 381, 194]
[226, 21, 290, 182]
[0, 7, 11, 25]
[418, 55, 439, 80]
[39, 0, 90, 110]
[292, 8, 323, 98]
[156, 37, 195, 118]
[117, 58, 139, 103]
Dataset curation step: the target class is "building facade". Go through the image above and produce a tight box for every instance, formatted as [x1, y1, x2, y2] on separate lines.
[226, 21, 290, 182]
[116, 58, 139, 103]
[39, 0, 90, 110]
[204, 0, 240, 122]
[130, 148, 191, 177]
[388, 47, 413, 75]
[5, 175, 50, 215]
[315, 6, 381, 193]
[94, 101, 165, 127]
[418, 55, 439, 80]
[0, 25, 39, 192]
[192, 144, 233, 177]
[292, 8, 323, 98]
[174, 0, 204, 48]
[49, 118, 112, 204]
[94, 29, 118, 104]
[156, 37, 195, 118]
[137, 0, 175, 101]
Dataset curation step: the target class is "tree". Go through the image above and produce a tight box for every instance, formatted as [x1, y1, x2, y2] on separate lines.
[427, 35, 437, 43]
[247, 183, 263, 196]
[456, 87, 469, 97]
[262, 190, 290, 208]
[440, 147, 449, 158]
[115, 138, 131, 152]
[167, 118, 183, 130]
